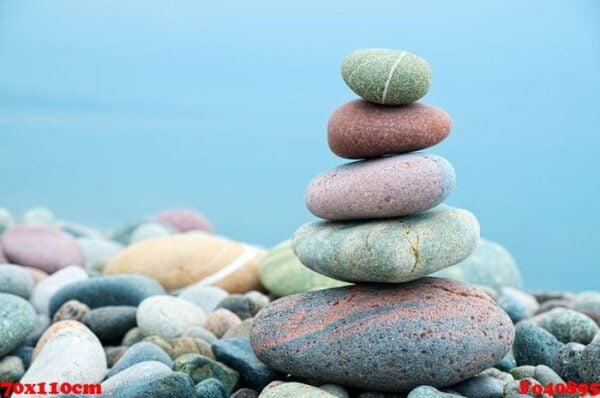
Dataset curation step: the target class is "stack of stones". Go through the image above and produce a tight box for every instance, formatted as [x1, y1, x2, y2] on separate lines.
[250, 49, 516, 393]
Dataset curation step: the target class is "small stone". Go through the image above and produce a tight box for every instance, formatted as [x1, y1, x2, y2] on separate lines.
[497, 287, 539, 323]
[407, 386, 462, 397]
[319, 384, 350, 398]
[212, 337, 277, 390]
[108, 341, 173, 377]
[244, 291, 270, 315]
[504, 378, 545, 397]
[231, 388, 260, 398]
[113, 371, 196, 398]
[105, 345, 128, 368]
[0, 293, 37, 357]
[494, 356, 517, 372]
[509, 365, 536, 380]
[153, 208, 213, 233]
[551, 342, 585, 382]
[82, 306, 137, 343]
[11, 346, 33, 369]
[2, 225, 84, 272]
[129, 222, 174, 243]
[532, 308, 599, 344]
[451, 375, 504, 398]
[122, 327, 147, 346]
[223, 319, 253, 340]
[216, 295, 254, 320]
[479, 367, 514, 384]
[0, 264, 34, 298]
[578, 333, 600, 383]
[513, 322, 563, 366]
[534, 365, 573, 398]
[101, 361, 172, 397]
[258, 382, 336, 397]
[204, 309, 242, 338]
[22, 266, 48, 284]
[305, 154, 455, 221]
[143, 336, 214, 360]
[77, 237, 123, 276]
[137, 295, 206, 339]
[174, 353, 239, 395]
[341, 48, 431, 105]
[534, 299, 573, 316]
[0, 356, 25, 382]
[573, 291, 600, 324]
[196, 378, 227, 398]
[30, 265, 88, 314]
[183, 326, 218, 344]
[22, 207, 55, 226]
[53, 300, 90, 322]
[178, 285, 229, 314]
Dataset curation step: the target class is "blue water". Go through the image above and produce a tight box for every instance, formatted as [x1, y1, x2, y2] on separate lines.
[1, 0, 599, 291]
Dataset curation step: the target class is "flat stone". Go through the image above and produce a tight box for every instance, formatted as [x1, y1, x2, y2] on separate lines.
[0, 264, 34, 298]
[292, 206, 479, 283]
[83, 306, 138, 343]
[101, 360, 172, 397]
[328, 100, 451, 159]
[137, 295, 206, 339]
[113, 371, 196, 398]
[0, 293, 37, 357]
[108, 341, 173, 377]
[306, 154, 455, 220]
[250, 278, 513, 392]
[30, 265, 88, 314]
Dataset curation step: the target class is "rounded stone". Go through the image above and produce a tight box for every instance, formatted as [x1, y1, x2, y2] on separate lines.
[306, 154, 455, 220]
[250, 277, 514, 392]
[122, 327, 147, 346]
[137, 295, 206, 339]
[513, 322, 563, 367]
[259, 382, 336, 397]
[244, 291, 270, 316]
[2, 225, 84, 272]
[531, 308, 599, 344]
[341, 48, 431, 105]
[48, 274, 165, 316]
[0, 356, 25, 382]
[292, 206, 479, 283]
[174, 353, 239, 395]
[216, 295, 254, 320]
[407, 386, 462, 397]
[223, 319, 253, 340]
[578, 333, 600, 383]
[259, 240, 347, 297]
[105, 346, 128, 368]
[0, 293, 37, 357]
[551, 342, 585, 383]
[178, 285, 229, 314]
[328, 100, 451, 159]
[154, 208, 214, 233]
[108, 341, 173, 377]
[496, 287, 539, 323]
[204, 309, 241, 338]
[319, 384, 350, 398]
[196, 378, 227, 398]
[231, 388, 259, 398]
[113, 372, 196, 398]
[53, 299, 90, 322]
[143, 336, 214, 360]
[104, 233, 265, 292]
[22, 207, 55, 226]
[572, 291, 600, 325]
[77, 237, 124, 276]
[82, 306, 138, 343]
[451, 375, 504, 398]
[0, 264, 35, 298]
[101, 360, 172, 397]
[129, 222, 174, 244]
[30, 265, 88, 314]
[434, 238, 523, 291]
[183, 326, 218, 344]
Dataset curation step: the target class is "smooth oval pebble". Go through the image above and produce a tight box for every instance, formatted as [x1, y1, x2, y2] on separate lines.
[178, 284, 229, 314]
[101, 360, 172, 397]
[153, 208, 214, 233]
[82, 306, 138, 343]
[104, 233, 265, 292]
[137, 295, 206, 339]
[2, 225, 84, 272]
[30, 265, 89, 314]
[259, 240, 347, 297]
[305, 154, 455, 220]
[129, 222, 174, 243]
[341, 48, 431, 105]
[250, 277, 514, 392]
[259, 382, 336, 397]
[0, 293, 37, 357]
[77, 237, 123, 275]
[114, 371, 196, 398]
[292, 206, 479, 283]
[108, 341, 173, 378]
[0, 264, 35, 298]
[48, 274, 165, 316]
[328, 100, 451, 159]
[531, 308, 599, 344]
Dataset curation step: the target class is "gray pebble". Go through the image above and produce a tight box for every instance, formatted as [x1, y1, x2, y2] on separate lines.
[578, 333, 600, 383]
[0, 264, 34, 298]
[513, 322, 563, 366]
[551, 342, 585, 382]
[451, 375, 504, 398]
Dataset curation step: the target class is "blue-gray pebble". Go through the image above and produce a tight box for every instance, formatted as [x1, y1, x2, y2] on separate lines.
[551, 342, 585, 382]
[112, 371, 196, 398]
[451, 375, 504, 398]
[196, 378, 227, 398]
[82, 306, 137, 343]
[0, 293, 37, 357]
[513, 322, 563, 366]
[108, 341, 173, 378]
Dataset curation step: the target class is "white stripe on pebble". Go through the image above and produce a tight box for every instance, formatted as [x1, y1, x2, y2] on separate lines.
[381, 51, 407, 103]
[194, 244, 258, 286]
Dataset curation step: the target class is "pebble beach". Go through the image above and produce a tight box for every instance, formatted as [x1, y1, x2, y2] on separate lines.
[0, 48, 599, 398]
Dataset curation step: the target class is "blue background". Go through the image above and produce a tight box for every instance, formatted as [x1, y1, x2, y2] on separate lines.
[1, 1, 599, 291]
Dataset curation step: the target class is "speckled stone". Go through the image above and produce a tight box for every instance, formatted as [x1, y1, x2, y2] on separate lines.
[196, 378, 227, 398]
[341, 48, 431, 105]
[306, 154, 455, 221]
[250, 278, 513, 392]
[509, 365, 536, 380]
[0, 264, 34, 298]
[451, 375, 504, 398]
[48, 274, 165, 316]
[534, 365, 570, 398]
[407, 386, 461, 397]
[108, 341, 173, 377]
[212, 337, 277, 390]
[551, 342, 585, 382]
[244, 291, 270, 316]
[83, 306, 138, 343]
[0, 356, 25, 382]
[101, 361, 172, 397]
[144, 335, 215, 359]
[328, 100, 451, 159]
[494, 356, 517, 372]
[154, 208, 214, 233]
[216, 295, 254, 320]
[113, 371, 197, 398]
[1, 225, 84, 272]
[292, 206, 479, 283]
[497, 287, 539, 323]
[204, 309, 241, 338]
[104, 233, 265, 292]
[531, 308, 599, 344]
[513, 322, 563, 366]
[578, 333, 600, 383]
[53, 299, 90, 322]
[319, 384, 350, 398]
[0, 293, 37, 357]
[137, 295, 206, 339]
[434, 238, 522, 291]
[30, 265, 88, 314]
[259, 382, 336, 397]
[178, 285, 229, 314]
[259, 240, 347, 297]
[174, 353, 239, 395]
[231, 388, 260, 398]
[572, 291, 600, 325]
[479, 367, 514, 384]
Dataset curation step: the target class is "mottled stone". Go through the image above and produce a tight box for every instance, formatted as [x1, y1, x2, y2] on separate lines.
[153, 208, 213, 233]
[306, 154, 455, 221]
[451, 375, 504, 398]
[328, 100, 451, 159]
[178, 285, 229, 314]
[174, 353, 239, 395]
[113, 371, 196, 398]
[204, 309, 241, 338]
[434, 238, 522, 291]
[0, 293, 37, 357]
[231, 388, 260, 398]
[259, 240, 347, 297]
[497, 287, 539, 323]
[494, 356, 516, 372]
[137, 295, 206, 339]
[144, 335, 214, 359]
[513, 322, 563, 366]
[30, 265, 88, 314]
[534, 365, 570, 398]
[32, 320, 90, 360]
[292, 206, 479, 283]
[0, 356, 25, 382]
[319, 384, 350, 398]
[53, 299, 90, 322]
[244, 291, 271, 316]
[408, 386, 461, 397]
[212, 337, 277, 390]
[2, 225, 84, 272]
[341, 48, 431, 105]
[122, 327, 147, 346]
[0, 264, 34, 298]
[509, 365, 536, 380]
[578, 333, 600, 383]
[108, 341, 173, 377]
[552, 342, 585, 382]
[223, 318, 253, 340]
[48, 274, 165, 316]
[104, 233, 265, 292]
[479, 367, 514, 384]
[196, 378, 227, 398]
[216, 295, 254, 320]
[83, 306, 137, 343]
[573, 291, 600, 325]
[259, 382, 336, 397]
[101, 361, 172, 397]
[532, 308, 598, 344]
[250, 278, 513, 392]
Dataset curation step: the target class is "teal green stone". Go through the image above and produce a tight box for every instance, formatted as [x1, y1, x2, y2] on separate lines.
[434, 238, 523, 291]
[195, 378, 227, 398]
[112, 372, 196, 398]
[341, 48, 431, 105]
[291, 206, 479, 283]
[533, 308, 599, 344]
[174, 353, 239, 395]
[259, 240, 348, 297]
[408, 386, 462, 397]
[0, 293, 37, 357]
[260, 382, 336, 397]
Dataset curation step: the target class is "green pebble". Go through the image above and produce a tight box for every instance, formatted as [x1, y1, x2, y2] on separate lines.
[174, 353, 239, 395]
[113, 371, 196, 398]
[341, 48, 431, 105]
[509, 365, 536, 380]
[534, 308, 599, 344]
[0, 293, 37, 357]
[196, 378, 227, 398]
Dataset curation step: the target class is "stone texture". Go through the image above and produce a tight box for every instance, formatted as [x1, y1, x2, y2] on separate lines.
[101, 361, 172, 397]
[104, 233, 265, 292]
[174, 353, 239, 395]
[551, 342, 585, 382]
[113, 371, 196, 398]
[513, 322, 563, 367]
[0, 356, 25, 383]
[259, 382, 336, 397]
[578, 333, 600, 383]
[0, 293, 37, 357]
[292, 206, 479, 283]
[77, 237, 123, 276]
[144, 335, 214, 359]
[178, 285, 229, 314]
[496, 287, 539, 323]
[137, 295, 206, 339]
[531, 308, 599, 344]
[53, 299, 90, 322]
[1, 225, 84, 272]
[306, 154, 455, 221]
[30, 265, 88, 314]
[82, 306, 138, 343]
[0, 264, 35, 298]
[250, 278, 514, 392]
[204, 308, 241, 338]
[341, 48, 431, 105]
[451, 375, 504, 398]
[328, 100, 451, 159]
[108, 341, 173, 377]
[153, 208, 214, 233]
[196, 378, 227, 398]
